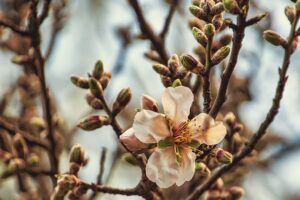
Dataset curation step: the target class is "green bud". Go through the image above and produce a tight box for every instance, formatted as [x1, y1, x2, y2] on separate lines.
[211, 46, 231, 65]
[122, 153, 139, 166]
[70, 144, 87, 165]
[153, 64, 171, 76]
[180, 54, 199, 70]
[263, 30, 287, 47]
[70, 76, 89, 89]
[77, 115, 110, 131]
[112, 88, 132, 116]
[172, 79, 182, 87]
[189, 5, 207, 20]
[211, 2, 225, 15]
[187, 139, 201, 148]
[216, 148, 233, 164]
[88, 77, 104, 99]
[192, 27, 208, 47]
[204, 23, 215, 38]
[285, 6, 296, 24]
[195, 162, 211, 176]
[26, 153, 39, 168]
[168, 54, 180, 72]
[157, 139, 173, 149]
[222, 0, 240, 15]
[92, 60, 104, 79]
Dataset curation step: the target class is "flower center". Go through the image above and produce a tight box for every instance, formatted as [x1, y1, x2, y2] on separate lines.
[173, 121, 192, 144]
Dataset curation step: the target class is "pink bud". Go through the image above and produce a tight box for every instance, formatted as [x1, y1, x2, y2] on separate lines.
[120, 128, 148, 152]
[140, 95, 159, 112]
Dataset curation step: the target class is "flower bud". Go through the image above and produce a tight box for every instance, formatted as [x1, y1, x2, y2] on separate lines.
[189, 5, 207, 20]
[211, 46, 230, 65]
[204, 23, 215, 38]
[211, 2, 225, 15]
[70, 76, 89, 89]
[161, 76, 172, 87]
[29, 117, 46, 134]
[284, 6, 296, 23]
[52, 175, 79, 200]
[263, 30, 287, 47]
[176, 67, 189, 79]
[224, 112, 236, 125]
[88, 78, 104, 99]
[180, 54, 199, 70]
[168, 54, 180, 72]
[92, 60, 104, 79]
[11, 55, 33, 65]
[120, 128, 148, 152]
[192, 27, 208, 47]
[195, 162, 211, 177]
[192, 0, 200, 7]
[13, 134, 28, 158]
[216, 148, 233, 164]
[153, 64, 171, 76]
[99, 72, 111, 90]
[140, 95, 159, 112]
[172, 79, 182, 88]
[0, 149, 11, 162]
[229, 186, 245, 199]
[122, 153, 139, 166]
[26, 153, 39, 168]
[85, 93, 103, 109]
[222, 0, 240, 15]
[70, 144, 87, 165]
[112, 88, 132, 116]
[77, 115, 110, 131]
[212, 14, 223, 30]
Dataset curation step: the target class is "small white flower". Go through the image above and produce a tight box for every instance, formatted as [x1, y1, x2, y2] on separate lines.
[120, 86, 227, 188]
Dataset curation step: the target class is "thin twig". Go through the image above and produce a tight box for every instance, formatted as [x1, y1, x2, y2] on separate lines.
[187, 11, 300, 200]
[0, 19, 30, 36]
[203, 35, 213, 113]
[159, 0, 179, 41]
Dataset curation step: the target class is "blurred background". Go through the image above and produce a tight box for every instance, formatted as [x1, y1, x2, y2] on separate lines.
[0, 0, 300, 199]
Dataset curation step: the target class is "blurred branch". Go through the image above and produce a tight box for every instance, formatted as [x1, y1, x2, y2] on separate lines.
[0, 19, 30, 36]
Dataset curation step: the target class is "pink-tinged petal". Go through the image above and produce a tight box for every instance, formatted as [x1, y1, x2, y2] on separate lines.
[188, 113, 214, 137]
[133, 110, 171, 143]
[119, 128, 148, 152]
[162, 86, 194, 126]
[176, 148, 196, 186]
[140, 95, 159, 112]
[203, 122, 227, 145]
[146, 147, 179, 188]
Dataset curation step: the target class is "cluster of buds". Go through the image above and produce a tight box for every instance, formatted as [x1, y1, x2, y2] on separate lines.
[152, 54, 188, 87]
[71, 60, 132, 131]
[51, 174, 80, 200]
[205, 186, 245, 200]
[11, 48, 35, 66]
[188, 0, 231, 73]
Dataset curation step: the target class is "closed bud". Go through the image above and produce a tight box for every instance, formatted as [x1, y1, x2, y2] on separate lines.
[112, 88, 132, 116]
[88, 78, 104, 99]
[216, 148, 233, 164]
[161, 76, 172, 87]
[71, 76, 89, 89]
[11, 55, 33, 65]
[180, 54, 199, 70]
[285, 6, 296, 24]
[92, 60, 104, 79]
[192, 27, 208, 46]
[168, 54, 180, 72]
[77, 115, 110, 131]
[229, 186, 245, 199]
[192, 64, 206, 76]
[172, 79, 182, 88]
[86, 93, 103, 109]
[189, 5, 207, 20]
[192, 0, 200, 7]
[29, 117, 46, 134]
[195, 162, 211, 177]
[26, 153, 39, 168]
[153, 64, 171, 76]
[233, 123, 244, 132]
[13, 134, 28, 158]
[204, 23, 215, 38]
[122, 153, 139, 166]
[211, 2, 225, 15]
[175, 67, 188, 79]
[70, 144, 87, 165]
[263, 30, 287, 47]
[296, 0, 300, 11]
[211, 46, 230, 65]
[224, 112, 236, 125]
[99, 73, 111, 90]
[212, 14, 223, 30]
[141, 95, 159, 112]
[222, 0, 240, 15]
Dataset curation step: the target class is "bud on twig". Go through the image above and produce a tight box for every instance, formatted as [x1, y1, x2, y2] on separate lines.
[285, 6, 296, 24]
[122, 153, 139, 166]
[212, 14, 223, 30]
[71, 76, 89, 89]
[204, 23, 215, 38]
[222, 0, 240, 15]
[195, 162, 211, 177]
[211, 2, 225, 16]
[192, 27, 208, 47]
[216, 148, 233, 164]
[263, 30, 287, 47]
[180, 54, 199, 70]
[51, 175, 79, 200]
[229, 186, 245, 199]
[86, 93, 103, 109]
[172, 79, 182, 87]
[211, 46, 230, 65]
[112, 88, 132, 116]
[153, 64, 171, 76]
[99, 72, 111, 90]
[70, 144, 87, 166]
[189, 5, 207, 20]
[89, 78, 104, 99]
[168, 54, 180, 72]
[92, 60, 104, 79]
[77, 115, 110, 131]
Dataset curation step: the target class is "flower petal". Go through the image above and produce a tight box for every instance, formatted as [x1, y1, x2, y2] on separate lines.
[146, 147, 179, 188]
[133, 110, 171, 143]
[188, 113, 214, 137]
[162, 86, 194, 126]
[140, 95, 159, 112]
[119, 128, 148, 152]
[176, 148, 196, 186]
[203, 122, 227, 145]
